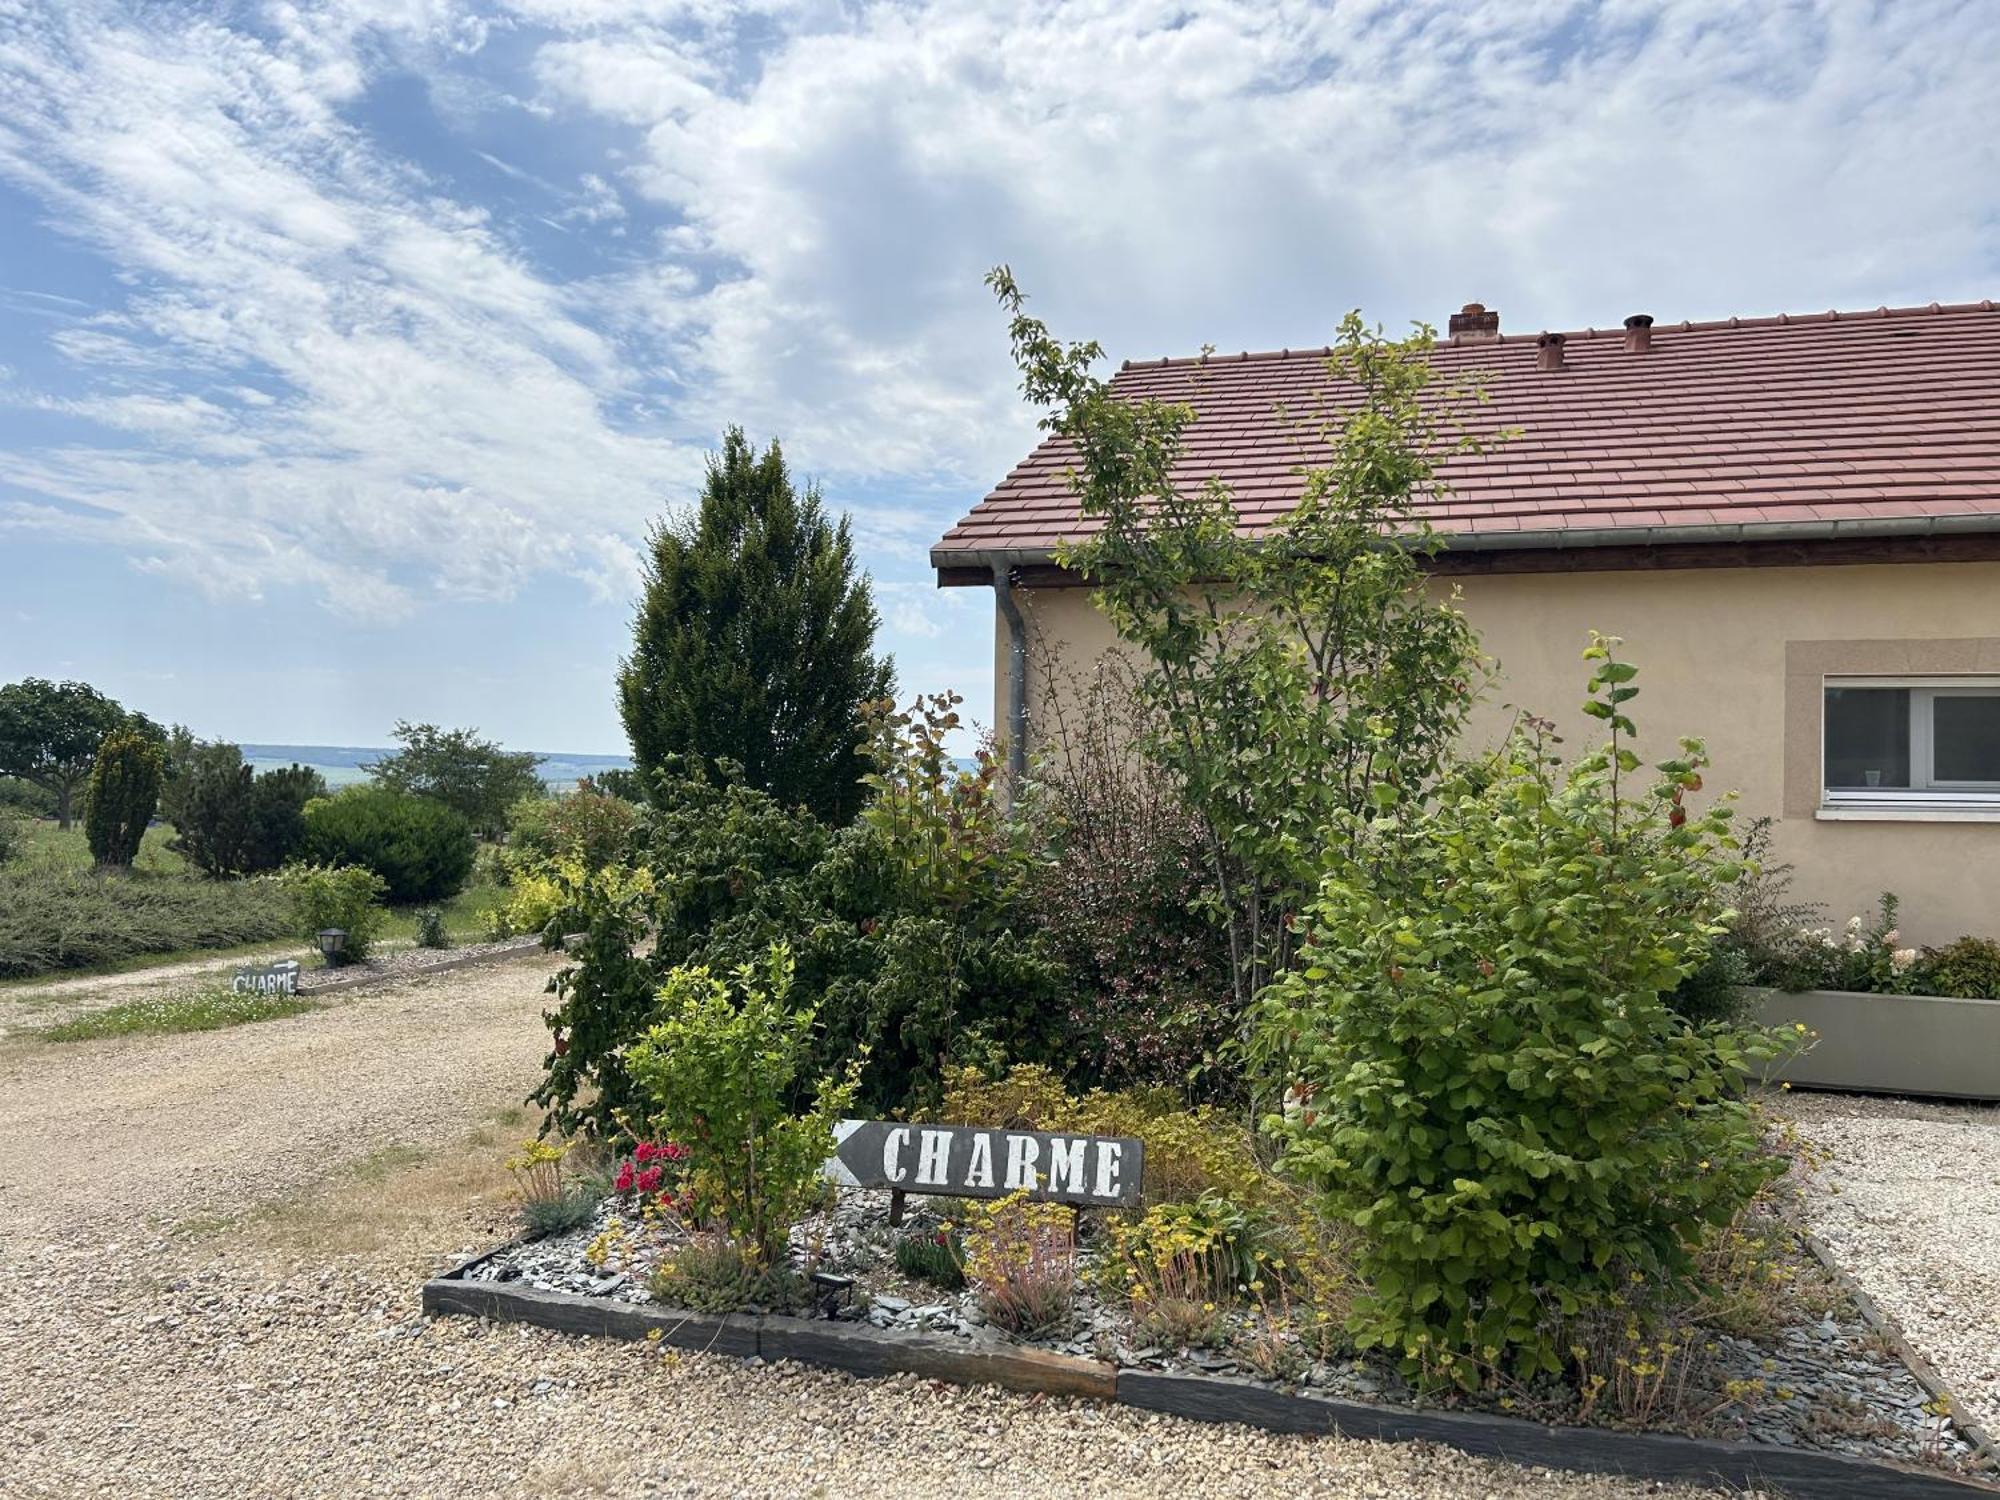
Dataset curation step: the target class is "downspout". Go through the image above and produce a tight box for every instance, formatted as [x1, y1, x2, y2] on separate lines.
[991, 562, 1028, 786]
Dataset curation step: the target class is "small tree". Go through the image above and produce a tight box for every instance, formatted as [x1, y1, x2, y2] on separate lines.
[990, 270, 1486, 1022]
[626, 945, 858, 1260]
[619, 427, 894, 824]
[84, 730, 162, 868]
[363, 722, 544, 838]
[0, 678, 149, 829]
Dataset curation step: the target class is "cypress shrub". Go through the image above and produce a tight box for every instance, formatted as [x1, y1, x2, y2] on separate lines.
[300, 786, 475, 903]
[84, 731, 163, 869]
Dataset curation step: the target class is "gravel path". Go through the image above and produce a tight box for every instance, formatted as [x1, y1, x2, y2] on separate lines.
[0, 959, 1743, 1500]
[1782, 1090, 2000, 1440]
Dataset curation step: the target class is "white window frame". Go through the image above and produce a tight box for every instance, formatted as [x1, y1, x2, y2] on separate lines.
[1820, 675, 2000, 819]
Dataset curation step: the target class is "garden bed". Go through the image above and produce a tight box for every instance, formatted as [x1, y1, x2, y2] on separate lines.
[436, 1187, 1996, 1498]
[1753, 988, 2000, 1101]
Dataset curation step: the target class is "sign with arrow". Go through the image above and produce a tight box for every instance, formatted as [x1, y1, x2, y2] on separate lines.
[825, 1119, 1144, 1209]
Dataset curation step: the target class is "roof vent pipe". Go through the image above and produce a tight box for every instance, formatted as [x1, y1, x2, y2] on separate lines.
[1536, 331, 1567, 372]
[1623, 313, 1654, 354]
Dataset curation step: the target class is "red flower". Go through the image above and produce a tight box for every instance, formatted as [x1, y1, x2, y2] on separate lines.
[636, 1165, 664, 1193]
[614, 1162, 634, 1193]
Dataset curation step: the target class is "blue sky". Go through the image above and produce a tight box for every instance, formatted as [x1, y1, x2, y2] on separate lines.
[1, 1, 1996, 754]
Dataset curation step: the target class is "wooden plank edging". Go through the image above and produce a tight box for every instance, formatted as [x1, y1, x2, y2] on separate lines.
[422, 1249, 2000, 1498]
[1801, 1231, 2000, 1469]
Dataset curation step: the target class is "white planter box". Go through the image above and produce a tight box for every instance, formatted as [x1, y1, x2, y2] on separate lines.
[1750, 986, 2000, 1101]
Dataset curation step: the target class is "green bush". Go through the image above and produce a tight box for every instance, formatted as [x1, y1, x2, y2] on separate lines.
[505, 787, 636, 869]
[164, 743, 326, 877]
[625, 945, 857, 1260]
[84, 730, 162, 869]
[0, 865, 294, 978]
[1914, 936, 2000, 1000]
[0, 811, 21, 865]
[414, 906, 450, 950]
[279, 863, 387, 962]
[1251, 640, 1792, 1385]
[300, 786, 474, 903]
[535, 701, 1068, 1135]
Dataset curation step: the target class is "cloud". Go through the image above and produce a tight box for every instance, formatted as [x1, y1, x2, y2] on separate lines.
[0, 0, 1995, 650]
[0, 0, 701, 618]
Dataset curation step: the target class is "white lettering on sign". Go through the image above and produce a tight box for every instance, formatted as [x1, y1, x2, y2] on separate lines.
[825, 1120, 1144, 1208]
[1004, 1133, 1042, 1190]
[964, 1133, 995, 1190]
[915, 1129, 952, 1188]
[881, 1127, 911, 1185]
[1093, 1141, 1124, 1201]
[1046, 1136, 1086, 1196]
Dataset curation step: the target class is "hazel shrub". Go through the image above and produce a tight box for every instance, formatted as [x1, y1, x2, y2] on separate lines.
[1251, 639, 1797, 1386]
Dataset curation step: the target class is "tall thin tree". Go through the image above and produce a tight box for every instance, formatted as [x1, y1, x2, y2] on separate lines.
[619, 428, 894, 824]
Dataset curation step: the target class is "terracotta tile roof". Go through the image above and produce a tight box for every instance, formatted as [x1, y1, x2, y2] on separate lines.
[933, 300, 2000, 572]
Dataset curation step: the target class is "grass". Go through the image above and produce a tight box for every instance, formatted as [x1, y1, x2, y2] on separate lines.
[0, 816, 512, 984]
[376, 878, 509, 945]
[32, 984, 319, 1042]
[15, 818, 188, 874]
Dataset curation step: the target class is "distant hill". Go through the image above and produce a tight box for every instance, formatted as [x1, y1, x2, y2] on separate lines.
[241, 745, 634, 794]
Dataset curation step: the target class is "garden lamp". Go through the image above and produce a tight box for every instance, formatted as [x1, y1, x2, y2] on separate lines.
[317, 927, 349, 966]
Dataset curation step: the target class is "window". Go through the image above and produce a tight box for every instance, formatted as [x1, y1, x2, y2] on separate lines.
[1823, 678, 2000, 811]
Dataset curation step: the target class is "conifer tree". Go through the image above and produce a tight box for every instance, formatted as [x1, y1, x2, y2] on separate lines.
[619, 429, 893, 824]
[84, 729, 163, 869]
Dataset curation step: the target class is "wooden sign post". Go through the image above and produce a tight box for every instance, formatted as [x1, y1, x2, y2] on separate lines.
[825, 1119, 1144, 1223]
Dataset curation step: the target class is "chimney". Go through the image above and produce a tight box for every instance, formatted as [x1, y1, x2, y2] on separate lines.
[1536, 331, 1567, 372]
[1448, 301, 1499, 343]
[1623, 313, 1654, 354]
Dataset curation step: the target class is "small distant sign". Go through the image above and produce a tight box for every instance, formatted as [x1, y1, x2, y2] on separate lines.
[232, 960, 300, 997]
[825, 1120, 1144, 1209]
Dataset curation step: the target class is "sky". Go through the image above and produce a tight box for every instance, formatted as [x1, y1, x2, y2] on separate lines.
[1, 1, 1996, 754]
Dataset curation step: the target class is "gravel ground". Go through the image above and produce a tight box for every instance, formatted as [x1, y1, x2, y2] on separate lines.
[0, 958, 1747, 1500]
[1781, 1089, 2000, 1439]
[0, 937, 545, 1038]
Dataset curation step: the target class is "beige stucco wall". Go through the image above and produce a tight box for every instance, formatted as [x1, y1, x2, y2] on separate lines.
[996, 560, 2000, 947]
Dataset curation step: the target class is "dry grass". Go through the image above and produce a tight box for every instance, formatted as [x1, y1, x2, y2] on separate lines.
[188, 1100, 532, 1264]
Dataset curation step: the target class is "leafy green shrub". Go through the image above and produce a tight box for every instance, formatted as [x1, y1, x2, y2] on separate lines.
[895, 1227, 967, 1290]
[414, 906, 449, 949]
[506, 787, 637, 869]
[0, 775, 58, 818]
[1251, 640, 1792, 1385]
[536, 702, 1068, 1133]
[625, 945, 857, 1259]
[651, 1232, 811, 1314]
[84, 730, 162, 869]
[0, 811, 20, 865]
[300, 786, 474, 903]
[0, 866, 294, 978]
[940, 1065, 1267, 1211]
[279, 863, 387, 962]
[1913, 936, 2000, 1000]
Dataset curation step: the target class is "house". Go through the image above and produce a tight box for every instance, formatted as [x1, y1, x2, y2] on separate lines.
[932, 299, 2000, 947]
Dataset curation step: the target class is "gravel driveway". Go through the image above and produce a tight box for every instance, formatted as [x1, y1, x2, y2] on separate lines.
[1782, 1090, 2000, 1439]
[0, 957, 1742, 1500]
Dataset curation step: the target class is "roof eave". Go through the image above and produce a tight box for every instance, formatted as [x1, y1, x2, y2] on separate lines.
[932, 511, 2000, 583]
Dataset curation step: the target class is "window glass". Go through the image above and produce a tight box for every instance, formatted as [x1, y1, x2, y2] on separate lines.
[1933, 695, 2000, 784]
[1824, 687, 1910, 789]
